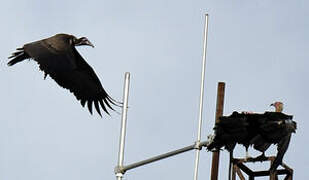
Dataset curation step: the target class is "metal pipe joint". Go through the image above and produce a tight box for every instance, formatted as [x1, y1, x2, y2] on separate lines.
[114, 165, 126, 175]
[194, 141, 202, 150]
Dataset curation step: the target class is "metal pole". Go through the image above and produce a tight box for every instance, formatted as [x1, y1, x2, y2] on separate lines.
[193, 13, 209, 180]
[122, 140, 209, 172]
[116, 72, 130, 180]
[210, 82, 225, 180]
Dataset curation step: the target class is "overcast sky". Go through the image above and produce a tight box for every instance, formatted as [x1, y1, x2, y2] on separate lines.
[1, 0, 308, 179]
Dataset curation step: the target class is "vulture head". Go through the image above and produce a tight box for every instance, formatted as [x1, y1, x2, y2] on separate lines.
[54, 34, 95, 48]
[270, 101, 284, 112]
[72, 36, 94, 48]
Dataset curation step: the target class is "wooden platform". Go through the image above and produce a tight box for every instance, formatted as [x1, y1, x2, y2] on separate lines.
[231, 156, 293, 180]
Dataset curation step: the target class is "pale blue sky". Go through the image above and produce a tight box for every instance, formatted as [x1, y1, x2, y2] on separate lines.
[1, 0, 308, 179]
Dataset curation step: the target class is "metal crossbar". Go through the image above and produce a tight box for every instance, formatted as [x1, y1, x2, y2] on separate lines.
[115, 140, 209, 175]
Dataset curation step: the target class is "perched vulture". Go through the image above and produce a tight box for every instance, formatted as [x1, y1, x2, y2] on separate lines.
[8, 33, 119, 116]
[207, 102, 296, 175]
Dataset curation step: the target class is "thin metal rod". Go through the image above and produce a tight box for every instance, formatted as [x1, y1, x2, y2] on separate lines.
[193, 13, 209, 180]
[116, 72, 130, 180]
[121, 141, 209, 172]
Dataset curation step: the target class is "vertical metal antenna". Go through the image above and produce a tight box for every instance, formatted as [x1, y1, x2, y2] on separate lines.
[116, 72, 131, 180]
[193, 14, 209, 180]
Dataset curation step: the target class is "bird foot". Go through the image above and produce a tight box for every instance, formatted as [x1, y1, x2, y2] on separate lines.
[244, 151, 253, 161]
[253, 154, 268, 162]
[244, 155, 253, 162]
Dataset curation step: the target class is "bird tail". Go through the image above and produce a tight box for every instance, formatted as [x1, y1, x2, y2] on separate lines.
[270, 135, 291, 172]
[7, 48, 29, 66]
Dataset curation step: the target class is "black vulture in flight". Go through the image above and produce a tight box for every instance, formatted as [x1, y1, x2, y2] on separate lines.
[207, 102, 296, 174]
[8, 33, 119, 116]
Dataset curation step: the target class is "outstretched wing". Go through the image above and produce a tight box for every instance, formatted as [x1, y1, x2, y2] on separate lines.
[12, 38, 118, 116]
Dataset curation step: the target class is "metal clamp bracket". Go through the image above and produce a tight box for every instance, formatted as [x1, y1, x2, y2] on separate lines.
[114, 165, 126, 175]
[194, 141, 202, 150]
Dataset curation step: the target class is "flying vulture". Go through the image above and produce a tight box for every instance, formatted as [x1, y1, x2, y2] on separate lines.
[8, 33, 119, 116]
[207, 102, 296, 175]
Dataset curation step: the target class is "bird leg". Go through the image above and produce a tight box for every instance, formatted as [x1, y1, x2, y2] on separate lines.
[246, 151, 249, 161]
[254, 152, 267, 162]
[244, 147, 250, 161]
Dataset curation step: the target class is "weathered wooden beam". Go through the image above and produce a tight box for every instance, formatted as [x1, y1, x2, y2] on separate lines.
[235, 166, 246, 180]
[210, 82, 225, 180]
[237, 163, 253, 176]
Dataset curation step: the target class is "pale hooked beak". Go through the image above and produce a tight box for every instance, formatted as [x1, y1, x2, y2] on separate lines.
[75, 37, 95, 48]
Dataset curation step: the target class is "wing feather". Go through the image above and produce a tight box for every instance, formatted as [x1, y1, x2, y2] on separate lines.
[94, 101, 102, 117]
[99, 99, 109, 115]
[87, 100, 93, 115]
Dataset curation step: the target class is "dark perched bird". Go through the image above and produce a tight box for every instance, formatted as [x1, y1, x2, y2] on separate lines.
[255, 102, 296, 172]
[207, 102, 296, 176]
[8, 33, 119, 116]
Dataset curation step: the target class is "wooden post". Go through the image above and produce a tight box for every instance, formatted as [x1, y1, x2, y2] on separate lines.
[270, 157, 276, 180]
[210, 82, 225, 180]
[232, 165, 236, 180]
